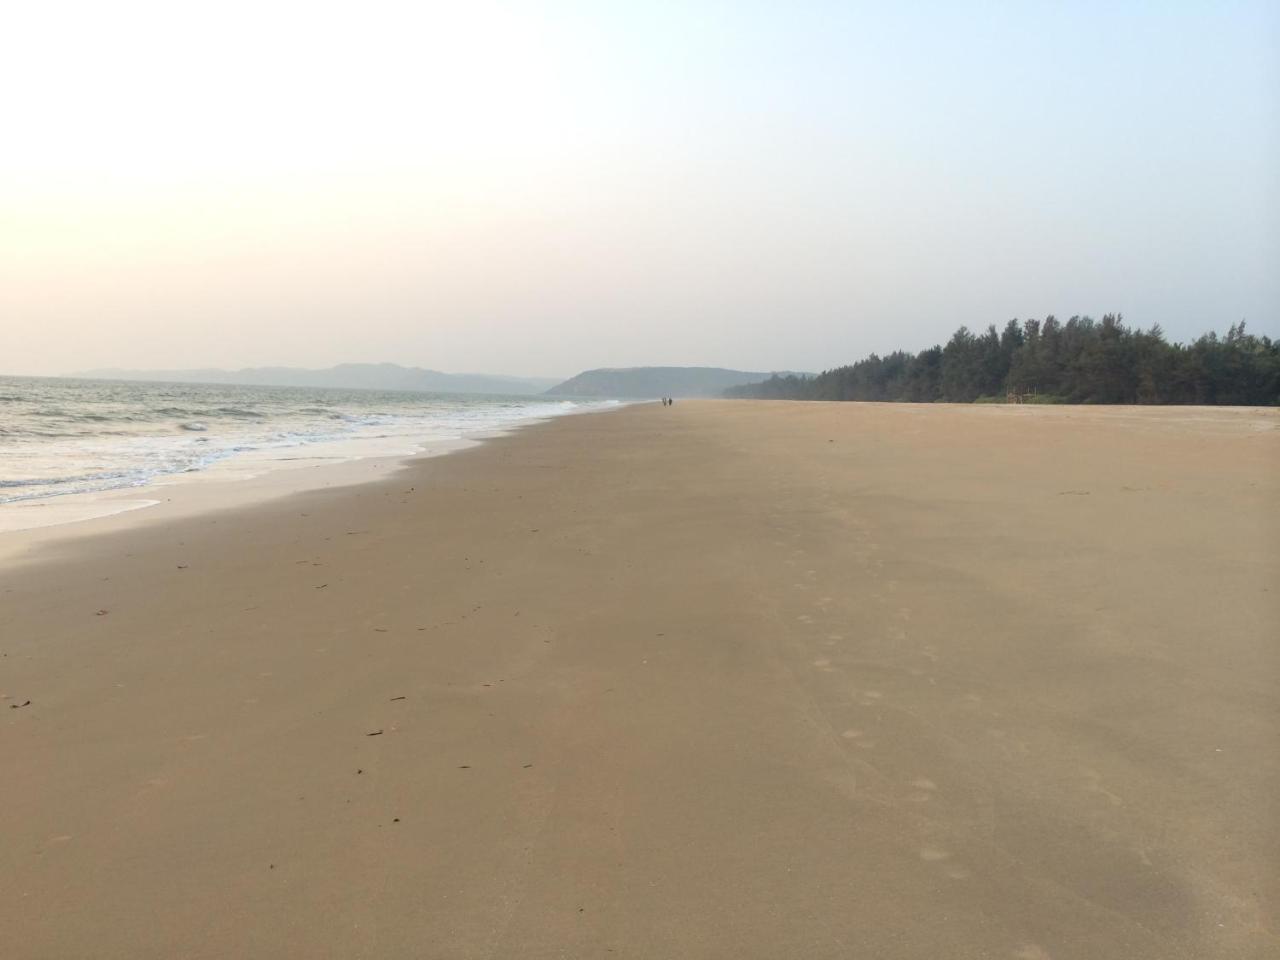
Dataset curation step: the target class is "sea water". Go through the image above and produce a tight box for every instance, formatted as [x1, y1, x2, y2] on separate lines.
[0, 376, 611, 506]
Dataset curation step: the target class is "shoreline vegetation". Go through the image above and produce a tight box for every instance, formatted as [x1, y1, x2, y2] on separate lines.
[727, 317, 1280, 405]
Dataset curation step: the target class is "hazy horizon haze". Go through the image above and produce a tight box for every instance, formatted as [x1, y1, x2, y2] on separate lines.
[4, 1, 1277, 378]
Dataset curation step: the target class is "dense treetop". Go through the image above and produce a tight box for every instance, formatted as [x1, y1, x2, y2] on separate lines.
[727, 317, 1279, 405]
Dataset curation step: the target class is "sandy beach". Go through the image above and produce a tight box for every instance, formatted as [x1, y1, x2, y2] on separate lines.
[1, 400, 1276, 959]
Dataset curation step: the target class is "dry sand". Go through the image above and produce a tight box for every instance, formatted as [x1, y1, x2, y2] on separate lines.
[1, 401, 1276, 959]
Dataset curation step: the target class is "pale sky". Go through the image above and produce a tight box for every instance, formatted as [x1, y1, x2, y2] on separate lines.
[3, 0, 1277, 378]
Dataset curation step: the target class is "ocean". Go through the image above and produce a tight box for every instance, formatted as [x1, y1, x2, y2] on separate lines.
[0, 376, 611, 506]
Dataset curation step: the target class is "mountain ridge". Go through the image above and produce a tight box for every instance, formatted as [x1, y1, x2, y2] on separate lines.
[70, 363, 561, 396]
[545, 366, 806, 398]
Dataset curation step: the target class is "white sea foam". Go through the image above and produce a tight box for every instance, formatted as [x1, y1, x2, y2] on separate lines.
[0, 376, 618, 515]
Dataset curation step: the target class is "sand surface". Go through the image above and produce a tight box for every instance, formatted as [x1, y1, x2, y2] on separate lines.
[2, 401, 1277, 959]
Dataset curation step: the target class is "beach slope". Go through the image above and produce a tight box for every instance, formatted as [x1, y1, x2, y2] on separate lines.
[2, 401, 1276, 958]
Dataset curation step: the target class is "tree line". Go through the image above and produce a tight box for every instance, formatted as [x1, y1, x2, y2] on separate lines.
[726, 316, 1279, 405]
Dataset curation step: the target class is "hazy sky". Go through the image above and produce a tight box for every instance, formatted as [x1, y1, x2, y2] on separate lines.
[3, 1, 1276, 378]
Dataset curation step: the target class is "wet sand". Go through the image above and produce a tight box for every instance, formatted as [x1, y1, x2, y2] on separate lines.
[2, 401, 1276, 959]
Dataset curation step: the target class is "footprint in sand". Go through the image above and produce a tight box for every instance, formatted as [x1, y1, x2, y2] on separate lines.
[919, 844, 972, 880]
[840, 728, 876, 748]
[906, 779, 938, 803]
[138, 776, 170, 795]
[1081, 768, 1125, 807]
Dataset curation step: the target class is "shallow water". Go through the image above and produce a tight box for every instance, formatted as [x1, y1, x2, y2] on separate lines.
[0, 376, 613, 504]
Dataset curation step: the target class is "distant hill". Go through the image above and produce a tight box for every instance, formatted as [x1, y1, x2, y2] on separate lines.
[546, 366, 802, 399]
[72, 363, 561, 396]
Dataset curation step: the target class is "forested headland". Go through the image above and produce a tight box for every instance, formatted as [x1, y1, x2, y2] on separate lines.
[727, 317, 1279, 405]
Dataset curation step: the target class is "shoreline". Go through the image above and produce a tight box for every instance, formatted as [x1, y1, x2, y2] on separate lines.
[6, 397, 1269, 544]
[0, 403, 617, 567]
[2, 400, 1276, 958]
[0, 439, 466, 568]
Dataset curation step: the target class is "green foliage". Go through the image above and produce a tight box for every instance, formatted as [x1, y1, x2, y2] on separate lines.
[1022, 393, 1065, 404]
[726, 317, 1279, 406]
